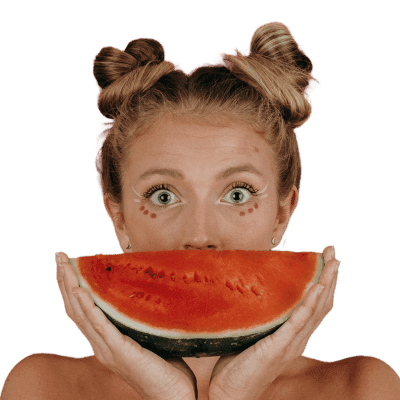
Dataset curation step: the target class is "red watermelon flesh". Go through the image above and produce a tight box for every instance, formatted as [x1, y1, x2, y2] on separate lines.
[69, 250, 324, 335]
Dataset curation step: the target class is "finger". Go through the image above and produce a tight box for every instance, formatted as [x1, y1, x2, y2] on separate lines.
[317, 257, 338, 293]
[75, 292, 195, 399]
[57, 253, 107, 364]
[56, 253, 75, 320]
[314, 259, 339, 317]
[165, 358, 198, 399]
[302, 259, 338, 332]
[73, 285, 145, 366]
[317, 259, 340, 318]
[323, 246, 335, 264]
[73, 288, 126, 366]
[254, 256, 337, 362]
[264, 282, 324, 358]
[291, 260, 339, 353]
[60, 255, 93, 329]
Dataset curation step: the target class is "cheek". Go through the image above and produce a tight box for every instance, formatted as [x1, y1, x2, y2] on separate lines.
[239, 202, 259, 216]
[139, 205, 157, 219]
[138, 203, 260, 219]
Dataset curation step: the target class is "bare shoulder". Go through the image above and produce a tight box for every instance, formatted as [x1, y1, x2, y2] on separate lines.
[306, 356, 400, 400]
[1, 353, 73, 400]
[343, 356, 400, 399]
[1, 353, 140, 400]
[265, 356, 398, 400]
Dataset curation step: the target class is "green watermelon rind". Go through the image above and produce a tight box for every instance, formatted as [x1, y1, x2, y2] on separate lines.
[68, 253, 325, 358]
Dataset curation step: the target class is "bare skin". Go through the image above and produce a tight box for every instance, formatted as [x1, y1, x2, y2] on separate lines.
[62, 114, 341, 399]
[2, 113, 353, 400]
[52, 114, 344, 399]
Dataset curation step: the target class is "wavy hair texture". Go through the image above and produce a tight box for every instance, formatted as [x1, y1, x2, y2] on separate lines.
[94, 23, 318, 213]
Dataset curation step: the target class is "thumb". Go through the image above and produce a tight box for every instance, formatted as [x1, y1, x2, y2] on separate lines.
[165, 358, 198, 398]
[210, 354, 237, 382]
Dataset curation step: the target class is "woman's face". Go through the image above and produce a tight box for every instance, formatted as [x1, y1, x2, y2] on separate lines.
[105, 114, 298, 252]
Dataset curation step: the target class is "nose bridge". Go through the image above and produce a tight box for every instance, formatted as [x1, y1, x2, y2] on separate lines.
[188, 192, 214, 228]
[182, 190, 219, 242]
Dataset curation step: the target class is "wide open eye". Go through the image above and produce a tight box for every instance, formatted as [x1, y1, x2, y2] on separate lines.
[149, 189, 179, 208]
[143, 181, 259, 208]
[222, 186, 253, 205]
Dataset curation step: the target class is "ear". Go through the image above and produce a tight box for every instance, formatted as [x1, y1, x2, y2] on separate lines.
[271, 185, 299, 247]
[103, 194, 131, 252]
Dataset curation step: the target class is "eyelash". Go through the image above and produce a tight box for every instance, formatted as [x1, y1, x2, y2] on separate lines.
[142, 181, 260, 208]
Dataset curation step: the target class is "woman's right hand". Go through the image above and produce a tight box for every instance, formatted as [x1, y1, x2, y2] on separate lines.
[56, 252, 198, 400]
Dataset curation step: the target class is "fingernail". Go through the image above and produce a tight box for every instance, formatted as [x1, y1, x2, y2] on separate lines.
[331, 246, 335, 259]
[56, 252, 61, 267]
[335, 261, 341, 272]
[318, 285, 325, 296]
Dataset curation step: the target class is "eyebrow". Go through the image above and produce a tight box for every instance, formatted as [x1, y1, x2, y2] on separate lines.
[138, 164, 264, 182]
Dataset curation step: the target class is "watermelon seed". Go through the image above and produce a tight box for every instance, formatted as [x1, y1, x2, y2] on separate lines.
[251, 286, 261, 296]
[106, 267, 111, 271]
[236, 284, 244, 294]
[225, 280, 235, 291]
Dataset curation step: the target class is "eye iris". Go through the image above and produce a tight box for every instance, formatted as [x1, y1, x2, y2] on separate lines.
[231, 190, 244, 203]
[158, 192, 171, 204]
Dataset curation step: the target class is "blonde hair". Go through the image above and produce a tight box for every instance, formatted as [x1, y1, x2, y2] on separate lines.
[94, 22, 318, 212]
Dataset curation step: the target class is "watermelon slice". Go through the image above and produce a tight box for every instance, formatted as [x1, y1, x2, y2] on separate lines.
[68, 250, 324, 357]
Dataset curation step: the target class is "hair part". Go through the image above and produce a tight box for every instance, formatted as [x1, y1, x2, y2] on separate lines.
[94, 22, 318, 214]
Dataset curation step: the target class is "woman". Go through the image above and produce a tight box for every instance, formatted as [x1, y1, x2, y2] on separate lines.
[3, 22, 400, 400]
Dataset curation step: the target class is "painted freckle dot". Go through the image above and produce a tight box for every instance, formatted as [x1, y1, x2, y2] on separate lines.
[240, 211, 245, 216]
[254, 203, 258, 209]
[150, 213, 157, 219]
[139, 206, 145, 211]
[144, 210, 149, 215]
[248, 208, 253, 213]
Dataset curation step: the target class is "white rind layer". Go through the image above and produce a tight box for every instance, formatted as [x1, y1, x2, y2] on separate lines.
[68, 253, 324, 339]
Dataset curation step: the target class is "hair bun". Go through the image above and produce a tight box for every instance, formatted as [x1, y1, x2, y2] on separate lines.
[250, 22, 312, 76]
[222, 22, 316, 128]
[93, 39, 165, 89]
[93, 39, 168, 118]
[125, 38, 165, 66]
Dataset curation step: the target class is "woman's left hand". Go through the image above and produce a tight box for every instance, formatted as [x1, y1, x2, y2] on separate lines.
[208, 246, 339, 400]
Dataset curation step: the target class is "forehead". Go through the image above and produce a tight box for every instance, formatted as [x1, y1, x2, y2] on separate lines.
[125, 115, 275, 182]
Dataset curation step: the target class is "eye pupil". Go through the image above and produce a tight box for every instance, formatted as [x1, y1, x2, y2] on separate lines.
[158, 192, 171, 204]
[231, 191, 243, 202]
